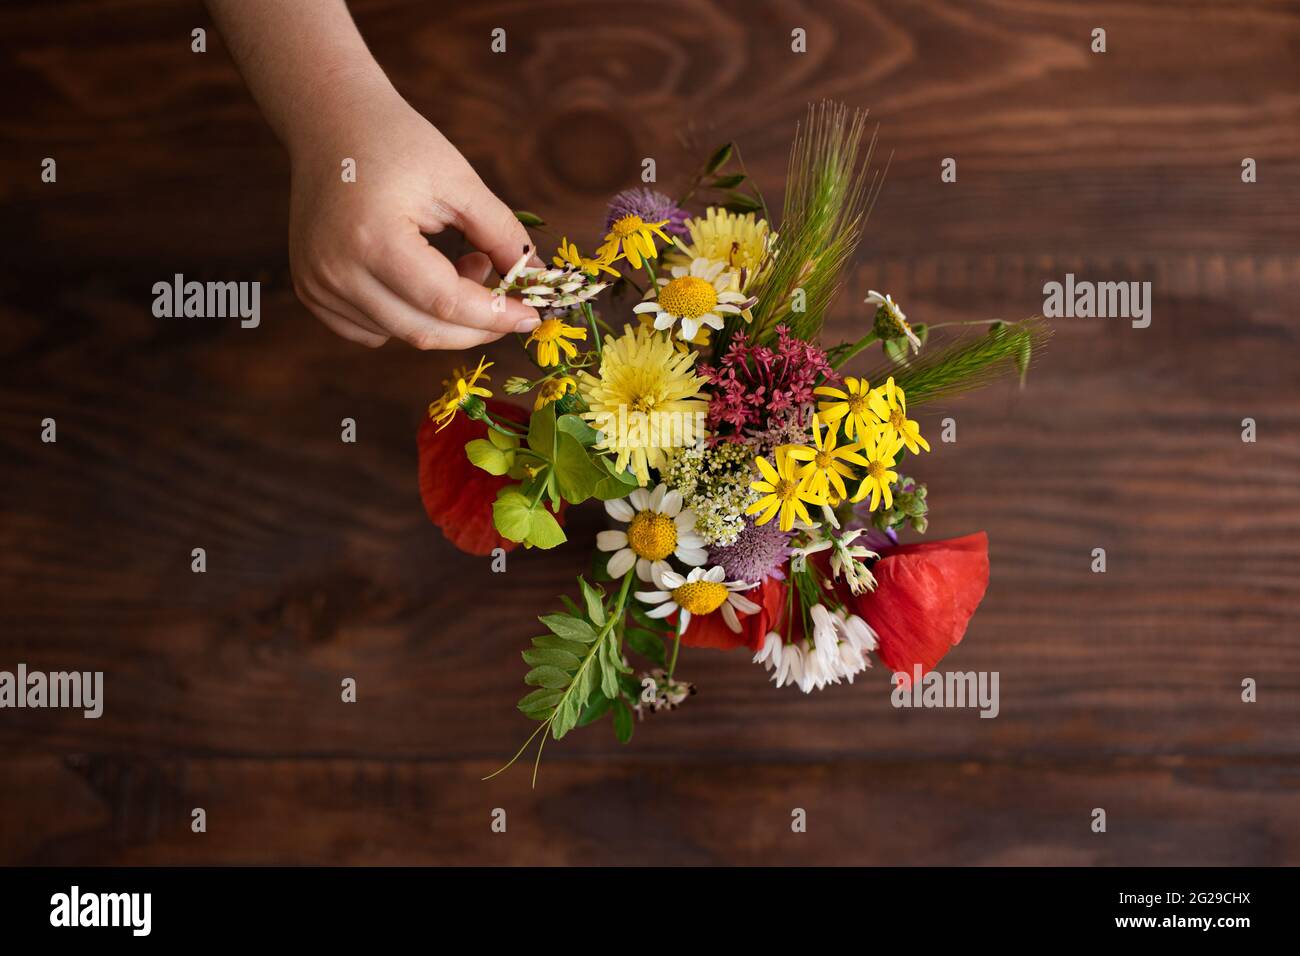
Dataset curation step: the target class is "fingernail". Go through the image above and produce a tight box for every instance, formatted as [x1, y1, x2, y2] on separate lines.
[515, 317, 541, 333]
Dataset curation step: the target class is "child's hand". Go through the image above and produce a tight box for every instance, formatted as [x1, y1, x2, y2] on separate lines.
[206, 0, 542, 349]
[286, 91, 540, 349]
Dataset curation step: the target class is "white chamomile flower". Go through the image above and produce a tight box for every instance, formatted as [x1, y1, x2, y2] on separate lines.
[635, 565, 760, 634]
[866, 289, 921, 351]
[632, 257, 752, 342]
[598, 483, 707, 584]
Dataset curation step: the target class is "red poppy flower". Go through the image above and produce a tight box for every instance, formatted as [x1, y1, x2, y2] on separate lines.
[844, 532, 989, 677]
[417, 398, 547, 556]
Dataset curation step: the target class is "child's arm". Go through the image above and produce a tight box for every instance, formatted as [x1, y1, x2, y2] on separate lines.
[205, 0, 540, 348]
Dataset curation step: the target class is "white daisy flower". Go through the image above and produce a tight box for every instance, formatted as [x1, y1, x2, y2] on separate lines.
[866, 289, 921, 351]
[634, 565, 760, 634]
[598, 483, 707, 584]
[632, 257, 753, 342]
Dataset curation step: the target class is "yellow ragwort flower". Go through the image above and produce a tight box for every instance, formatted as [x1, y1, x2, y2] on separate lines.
[868, 376, 929, 455]
[746, 447, 826, 532]
[527, 315, 587, 367]
[534, 375, 577, 410]
[427, 356, 493, 432]
[814, 376, 881, 442]
[598, 215, 672, 271]
[850, 431, 906, 511]
[553, 237, 620, 278]
[785, 413, 869, 502]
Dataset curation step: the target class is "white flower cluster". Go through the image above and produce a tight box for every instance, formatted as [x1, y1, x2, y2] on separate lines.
[495, 252, 609, 310]
[752, 605, 877, 693]
[662, 442, 758, 547]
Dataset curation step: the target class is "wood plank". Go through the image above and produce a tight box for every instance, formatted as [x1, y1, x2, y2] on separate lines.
[4, 754, 1297, 865]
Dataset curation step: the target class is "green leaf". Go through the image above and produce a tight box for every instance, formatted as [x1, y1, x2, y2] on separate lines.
[577, 693, 613, 727]
[531, 634, 588, 657]
[578, 577, 606, 626]
[594, 458, 639, 499]
[528, 405, 557, 463]
[522, 647, 581, 670]
[553, 433, 607, 504]
[465, 438, 510, 476]
[525, 506, 567, 549]
[557, 413, 601, 447]
[711, 172, 746, 189]
[599, 638, 621, 698]
[517, 687, 563, 717]
[539, 613, 598, 644]
[612, 697, 634, 743]
[524, 665, 572, 689]
[552, 695, 580, 739]
[514, 210, 546, 227]
[487, 428, 519, 451]
[492, 490, 533, 543]
[705, 142, 734, 174]
[624, 627, 666, 667]
[724, 191, 763, 213]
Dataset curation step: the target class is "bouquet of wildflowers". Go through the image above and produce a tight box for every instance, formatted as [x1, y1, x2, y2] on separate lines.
[418, 102, 1047, 781]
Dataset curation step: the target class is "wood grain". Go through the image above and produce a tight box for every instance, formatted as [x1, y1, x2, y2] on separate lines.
[1, 0, 1298, 864]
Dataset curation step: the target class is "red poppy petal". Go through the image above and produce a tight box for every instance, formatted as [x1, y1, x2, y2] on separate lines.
[417, 399, 539, 556]
[846, 532, 989, 676]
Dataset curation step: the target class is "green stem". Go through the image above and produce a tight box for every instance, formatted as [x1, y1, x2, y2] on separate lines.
[829, 330, 879, 370]
[583, 301, 602, 355]
[667, 630, 682, 679]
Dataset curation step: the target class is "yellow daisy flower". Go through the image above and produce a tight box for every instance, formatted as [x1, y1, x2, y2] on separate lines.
[578, 324, 709, 484]
[598, 214, 672, 271]
[784, 414, 869, 502]
[814, 377, 881, 442]
[746, 447, 826, 532]
[527, 315, 587, 367]
[867, 376, 929, 455]
[534, 375, 577, 410]
[427, 356, 493, 432]
[850, 431, 906, 512]
[553, 237, 620, 278]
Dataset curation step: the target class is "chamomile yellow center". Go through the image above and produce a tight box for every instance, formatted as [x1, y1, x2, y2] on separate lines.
[610, 215, 646, 238]
[626, 511, 677, 561]
[657, 276, 718, 319]
[672, 580, 730, 615]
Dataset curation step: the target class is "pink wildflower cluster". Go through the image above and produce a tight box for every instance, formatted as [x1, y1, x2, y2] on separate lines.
[698, 326, 839, 436]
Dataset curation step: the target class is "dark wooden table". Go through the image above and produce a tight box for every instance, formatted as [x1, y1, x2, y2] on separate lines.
[1, 0, 1297, 865]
